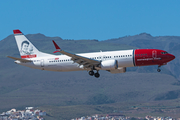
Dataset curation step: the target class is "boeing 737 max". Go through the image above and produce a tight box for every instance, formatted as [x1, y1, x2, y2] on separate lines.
[8, 30, 175, 78]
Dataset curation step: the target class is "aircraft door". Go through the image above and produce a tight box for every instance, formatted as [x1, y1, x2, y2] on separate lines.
[41, 59, 44, 67]
[152, 50, 157, 58]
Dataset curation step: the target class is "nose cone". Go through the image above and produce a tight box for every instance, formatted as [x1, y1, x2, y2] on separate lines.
[169, 54, 175, 61]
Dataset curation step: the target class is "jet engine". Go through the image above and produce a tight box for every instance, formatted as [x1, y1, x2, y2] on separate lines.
[100, 60, 118, 70]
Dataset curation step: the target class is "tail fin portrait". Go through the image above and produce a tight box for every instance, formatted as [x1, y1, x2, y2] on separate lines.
[13, 30, 40, 59]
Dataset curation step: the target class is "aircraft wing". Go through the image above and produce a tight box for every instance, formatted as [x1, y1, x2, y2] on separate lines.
[7, 56, 32, 62]
[52, 40, 100, 68]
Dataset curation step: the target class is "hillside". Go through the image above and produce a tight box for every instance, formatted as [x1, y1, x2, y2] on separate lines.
[104, 33, 180, 79]
[0, 33, 179, 119]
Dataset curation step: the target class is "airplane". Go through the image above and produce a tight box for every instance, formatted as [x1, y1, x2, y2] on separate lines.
[8, 29, 175, 78]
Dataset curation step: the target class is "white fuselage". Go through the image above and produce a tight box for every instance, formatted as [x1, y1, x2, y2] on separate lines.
[17, 50, 135, 72]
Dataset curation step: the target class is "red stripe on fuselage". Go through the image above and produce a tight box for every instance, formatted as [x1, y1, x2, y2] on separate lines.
[21, 54, 37, 58]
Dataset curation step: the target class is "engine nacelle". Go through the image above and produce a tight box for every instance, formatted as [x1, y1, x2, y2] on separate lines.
[100, 60, 118, 70]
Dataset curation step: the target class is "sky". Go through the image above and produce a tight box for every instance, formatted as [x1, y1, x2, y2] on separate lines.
[1, 0, 180, 41]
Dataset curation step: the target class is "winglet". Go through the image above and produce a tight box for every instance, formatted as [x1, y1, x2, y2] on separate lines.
[52, 40, 61, 53]
[13, 29, 23, 35]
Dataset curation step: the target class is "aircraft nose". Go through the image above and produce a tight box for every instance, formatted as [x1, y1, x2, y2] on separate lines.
[169, 54, 175, 61]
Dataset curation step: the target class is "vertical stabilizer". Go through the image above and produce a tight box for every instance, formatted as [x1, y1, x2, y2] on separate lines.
[13, 29, 54, 59]
[13, 30, 39, 58]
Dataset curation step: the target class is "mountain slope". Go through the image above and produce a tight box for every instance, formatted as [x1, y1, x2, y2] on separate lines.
[103, 33, 180, 79]
[0, 33, 179, 112]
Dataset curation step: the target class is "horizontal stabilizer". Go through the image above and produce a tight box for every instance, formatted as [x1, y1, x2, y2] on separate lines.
[7, 56, 32, 62]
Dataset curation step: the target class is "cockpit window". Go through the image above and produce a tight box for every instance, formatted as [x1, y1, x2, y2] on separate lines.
[161, 52, 168, 54]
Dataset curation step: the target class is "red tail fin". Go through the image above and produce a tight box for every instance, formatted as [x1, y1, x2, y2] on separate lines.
[13, 29, 22, 34]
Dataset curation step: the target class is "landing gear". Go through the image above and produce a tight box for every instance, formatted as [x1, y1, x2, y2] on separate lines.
[157, 66, 161, 72]
[89, 71, 94, 76]
[157, 69, 161, 72]
[88, 70, 100, 78]
[94, 72, 100, 78]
